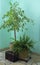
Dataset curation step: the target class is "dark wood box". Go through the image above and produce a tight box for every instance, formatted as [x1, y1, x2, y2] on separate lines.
[5, 51, 19, 62]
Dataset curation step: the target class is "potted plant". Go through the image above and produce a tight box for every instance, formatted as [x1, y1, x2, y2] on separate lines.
[12, 34, 34, 61]
[0, 2, 33, 62]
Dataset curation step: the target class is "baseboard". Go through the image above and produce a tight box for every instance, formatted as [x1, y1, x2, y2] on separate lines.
[32, 52, 40, 56]
[0, 47, 9, 52]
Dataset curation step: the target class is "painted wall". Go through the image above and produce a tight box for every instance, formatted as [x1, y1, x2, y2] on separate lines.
[0, 0, 40, 53]
[0, 0, 11, 49]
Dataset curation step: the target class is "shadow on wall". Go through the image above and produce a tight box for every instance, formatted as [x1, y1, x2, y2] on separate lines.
[31, 41, 40, 54]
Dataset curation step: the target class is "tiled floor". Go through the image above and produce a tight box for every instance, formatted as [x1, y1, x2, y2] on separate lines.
[0, 51, 40, 65]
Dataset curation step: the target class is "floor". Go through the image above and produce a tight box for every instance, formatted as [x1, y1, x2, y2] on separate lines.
[0, 51, 40, 65]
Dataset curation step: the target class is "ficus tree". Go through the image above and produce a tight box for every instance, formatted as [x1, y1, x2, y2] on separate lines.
[0, 2, 31, 41]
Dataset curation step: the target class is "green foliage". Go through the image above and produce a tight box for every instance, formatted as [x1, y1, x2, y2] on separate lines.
[0, 2, 32, 41]
[0, 2, 30, 32]
[12, 34, 34, 53]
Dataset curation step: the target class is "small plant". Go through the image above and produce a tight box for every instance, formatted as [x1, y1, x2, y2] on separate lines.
[13, 34, 34, 53]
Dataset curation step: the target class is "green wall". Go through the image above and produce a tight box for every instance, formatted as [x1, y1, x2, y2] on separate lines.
[0, 0, 40, 54]
[0, 0, 11, 49]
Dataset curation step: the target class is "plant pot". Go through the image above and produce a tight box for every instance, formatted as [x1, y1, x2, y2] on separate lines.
[5, 51, 19, 62]
[19, 50, 31, 61]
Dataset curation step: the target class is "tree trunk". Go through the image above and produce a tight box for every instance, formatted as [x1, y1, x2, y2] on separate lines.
[14, 29, 16, 41]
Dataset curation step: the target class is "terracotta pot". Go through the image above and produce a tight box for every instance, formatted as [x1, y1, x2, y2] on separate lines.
[19, 50, 29, 60]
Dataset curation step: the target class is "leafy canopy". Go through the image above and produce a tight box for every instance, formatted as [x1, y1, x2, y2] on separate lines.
[0, 2, 30, 32]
